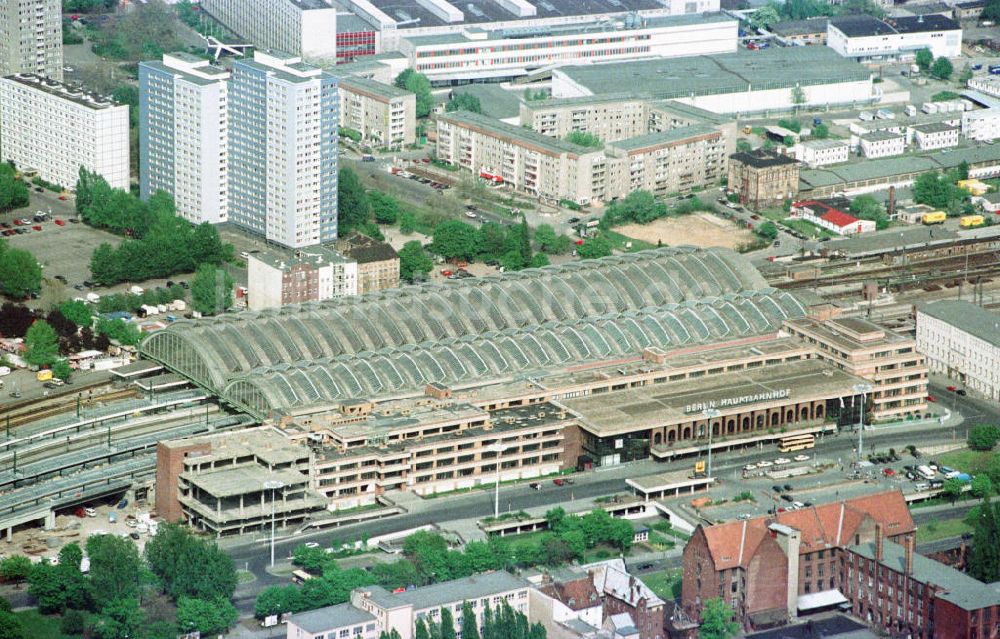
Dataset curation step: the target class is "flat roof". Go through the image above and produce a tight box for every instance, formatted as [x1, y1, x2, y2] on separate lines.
[111, 360, 163, 379]
[561, 359, 864, 436]
[438, 110, 597, 157]
[248, 245, 352, 271]
[370, 0, 667, 30]
[2, 74, 123, 110]
[338, 75, 412, 101]
[860, 130, 903, 142]
[360, 571, 530, 609]
[829, 14, 960, 37]
[770, 18, 829, 36]
[555, 46, 871, 100]
[450, 84, 523, 120]
[626, 470, 715, 493]
[918, 300, 1000, 350]
[731, 150, 800, 169]
[824, 225, 958, 256]
[288, 603, 376, 634]
[610, 124, 719, 153]
[183, 466, 310, 498]
[911, 122, 957, 134]
[800, 138, 849, 150]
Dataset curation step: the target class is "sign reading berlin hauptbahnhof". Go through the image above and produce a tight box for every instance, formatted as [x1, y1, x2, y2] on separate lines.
[684, 389, 791, 414]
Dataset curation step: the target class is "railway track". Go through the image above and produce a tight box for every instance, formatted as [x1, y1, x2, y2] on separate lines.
[1, 387, 140, 429]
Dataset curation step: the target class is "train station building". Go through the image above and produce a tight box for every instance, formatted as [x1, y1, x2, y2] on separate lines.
[143, 248, 929, 525]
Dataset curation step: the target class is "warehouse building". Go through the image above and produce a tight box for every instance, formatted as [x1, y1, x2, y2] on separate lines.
[338, 75, 416, 148]
[551, 47, 875, 115]
[826, 14, 962, 62]
[0, 74, 129, 191]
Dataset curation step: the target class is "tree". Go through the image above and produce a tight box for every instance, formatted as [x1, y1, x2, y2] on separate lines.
[0, 164, 29, 213]
[399, 241, 434, 283]
[28, 563, 69, 613]
[89, 597, 144, 639]
[985, 0, 1000, 22]
[176, 596, 239, 636]
[339, 167, 371, 233]
[0, 242, 42, 298]
[432, 220, 478, 261]
[0, 556, 31, 583]
[190, 263, 233, 315]
[915, 48, 933, 72]
[369, 191, 400, 225]
[913, 171, 964, 210]
[533, 224, 560, 254]
[58, 300, 93, 328]
[416, 618, 431, 639]
[969, 497, 1000, 582]
[601, 190, 667, 227]
[942, 478, 964, 503]
[565, 131, 602, 148]
[849, 194, 889, 230]
[461, 601, 480, 639]
[381, 630, 403, 639]
[969, 424, 1000, 451]
[735, 139, 753, 153]
[812, 122, 829, 139]
[577, 236, 612, 260]
[95, 318, 142, 346]
[370, 558, 422, 590]
[931, 57, 953, 80]
[395, 69, 434, 118]
[790, 85, 806, 110]
[972, 474, 994, 499]
[51, 359, 72, 381]
[24, 320, 58, 367]
[755, 222, 778, 241]
[86, 534, 142, 607]
[145, 523, 237, 601]
[255, 585, 301, 619]
[698, 598, 740, 639]
[0, 610, 21, 639]
[750, 4, 780, 30]
[446, 93, 482, 114]
[440, 606, 457, 639]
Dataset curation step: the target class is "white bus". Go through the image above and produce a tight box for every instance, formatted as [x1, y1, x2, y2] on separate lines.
[916, 465, 936, 480]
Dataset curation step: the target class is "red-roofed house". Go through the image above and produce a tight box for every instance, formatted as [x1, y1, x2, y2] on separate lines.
[681, 490, 915, 631]
[791, 200, 876, 236]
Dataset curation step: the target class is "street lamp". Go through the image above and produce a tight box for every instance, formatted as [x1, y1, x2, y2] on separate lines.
[488, 443, 507, 519]
[852, 383, 873, 461]
[702, 408, 721, 479]
[262, 480, 285, 568]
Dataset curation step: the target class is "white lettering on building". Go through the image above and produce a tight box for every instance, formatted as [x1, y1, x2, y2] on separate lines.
[685, 389, 791, 414]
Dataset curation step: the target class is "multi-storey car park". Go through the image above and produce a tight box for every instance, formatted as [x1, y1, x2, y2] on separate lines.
[138, 248, 930, 533]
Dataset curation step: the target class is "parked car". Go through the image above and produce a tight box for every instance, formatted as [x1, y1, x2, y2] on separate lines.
[553, 478, 565, 486]
[957, 389, 967, 396]
[529, 482, 541, 490]
[793, 454, 810, 462]
[772, 485, 784, 492]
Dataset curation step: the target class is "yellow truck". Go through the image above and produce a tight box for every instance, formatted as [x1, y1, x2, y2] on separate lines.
[960, 214, 985, 228]
[921, 211, 947, 225]
[35, 369, 52, 382]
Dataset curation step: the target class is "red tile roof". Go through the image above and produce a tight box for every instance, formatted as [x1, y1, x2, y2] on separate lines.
[699, 490, 914, 570]
[820, 209, 860, 228]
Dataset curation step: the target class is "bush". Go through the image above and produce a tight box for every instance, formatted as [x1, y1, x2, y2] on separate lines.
[969, 424, 1000, 451]
[559, 199, 582, 211]
[339, 127, 362, 142]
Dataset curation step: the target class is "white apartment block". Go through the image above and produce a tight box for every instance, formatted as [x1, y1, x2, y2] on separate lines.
[795, 139, 850, 167]
[139, 53, 230, 225]
[286, 573, 532, 639]
[963, 108, 1000, 142]
[200, 0, 337, 61]
[605, 125, 730, 198]
[916, 300, 1000, 401]
[0, 0, 62, 81]
[229, 51, 339, 249]
[398, 13, 738, 83]
[968, 76, 1000, 99]
[247, 246, 357, 311]
[0, 74, 129, 190]
[338, 76, 416, 148]
[827, 14, 962, 61]
[520, 96, 651, 143]
[436, 110, 607, 205]
[911, 122, 959, 150]
[859, 130, 905, 158]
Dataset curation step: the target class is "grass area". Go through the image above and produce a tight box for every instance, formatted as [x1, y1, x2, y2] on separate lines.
[645, 530, 677, 551]
[781, 218, 837, 239]
[937, 448, 994, 475]
[651, 520, 691, 541]
[758, 208, 788, 222]
[916, 517, 972, 543]
[601, 229, 656, 253]
[236, 569, 257, 584]
[641, 569, 683, 601]
[14, 610, 79, 639]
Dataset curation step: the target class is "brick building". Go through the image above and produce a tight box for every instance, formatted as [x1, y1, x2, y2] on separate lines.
[727, 150, 800, 209]
[841, 525, 1000, 639]
[681, 491, 915, 631]
[336, 232, 401, 294]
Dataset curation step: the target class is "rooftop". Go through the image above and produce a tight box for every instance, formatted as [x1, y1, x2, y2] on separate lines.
[824, 225, 958, 257]
[183, 466, 311, 498]
[438, 110, 598, 157]
[248, 245, 353, 271]
[449, 84, 524, 120]
[829, 14, 960, 37]
[850, 539, 1000, 611]
[918, 300, 1000, 349]
[338, 75, 412, 102]
[561, 358, 863, 436]
[2, 73, 123, 110]
[336, 232, 399, 264]
[770, 17, 829, 36]
[287, 603, 376, 634]
[911, 121, 958, 134]
[860, 130, 903, 142]
[359, 571, 530, 610]
[800, 138, 849, 150]
[609, 125, 720, 153]
[370, 0, 672, 30]
[731, 149, 800, 169]
[554, 46, 871, 100]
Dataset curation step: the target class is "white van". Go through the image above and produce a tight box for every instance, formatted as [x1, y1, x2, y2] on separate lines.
[916, 465, 935, 480]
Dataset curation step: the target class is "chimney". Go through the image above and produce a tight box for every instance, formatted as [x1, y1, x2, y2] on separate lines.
[904, 535, 914, 575]
[888, 185, 896, 217]
[875, 524, 884, 563]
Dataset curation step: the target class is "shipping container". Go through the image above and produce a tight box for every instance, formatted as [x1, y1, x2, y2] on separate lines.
[921, 211, 947, 225]
[960, 214, 985, 228]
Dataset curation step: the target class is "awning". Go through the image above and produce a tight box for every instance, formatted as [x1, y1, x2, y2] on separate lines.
[797, 589, 848, 611]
